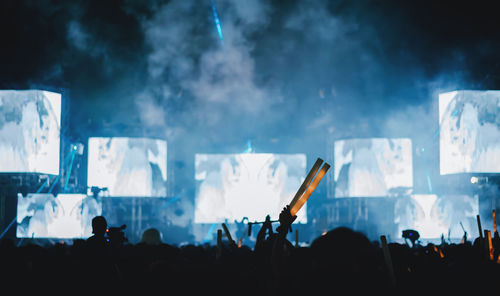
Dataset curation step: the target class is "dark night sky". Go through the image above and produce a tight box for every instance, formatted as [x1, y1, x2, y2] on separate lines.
[1, 0, 499, 159]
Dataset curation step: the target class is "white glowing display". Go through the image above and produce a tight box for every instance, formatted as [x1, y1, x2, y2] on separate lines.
[87, 137, 167, 197]
[16, 193, 102, 238]
[0, 90, 61, 174]
[334, 138, 413, 197]
[394, 194, 479, 239]
[439, 90, 500, 174]
[194, 153, 307, 223]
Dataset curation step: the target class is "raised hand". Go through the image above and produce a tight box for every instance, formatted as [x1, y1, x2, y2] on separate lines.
[277, 205, 297, 234]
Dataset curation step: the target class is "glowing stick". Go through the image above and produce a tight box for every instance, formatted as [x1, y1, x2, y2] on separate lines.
[290, 163, 330, 217]
[289, 158, 323, 209]
[433, 245, 444, 259]
[485, 230, 494, 260]
[493, 210, 497, 234]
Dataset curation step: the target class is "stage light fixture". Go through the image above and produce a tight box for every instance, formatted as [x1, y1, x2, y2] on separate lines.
[71, 143, 84, 155]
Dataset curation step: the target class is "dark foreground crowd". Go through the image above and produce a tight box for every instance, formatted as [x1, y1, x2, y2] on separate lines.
[1, 207, 499, 295]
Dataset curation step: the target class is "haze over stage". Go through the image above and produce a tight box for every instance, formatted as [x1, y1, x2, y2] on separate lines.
[87, 137, 167, 197]
[0, 90, 61, 175]
[194, 153, 307, 223]
[0, 0, 500, 249]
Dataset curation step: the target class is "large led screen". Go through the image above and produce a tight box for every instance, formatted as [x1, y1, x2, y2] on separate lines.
[17, 193, 102, 238]
[439, 90, 500, 174]
[334, 138, 413, 197]
[394, 194, 478, 240]
[87, 137, 167, 197]
[0, 90, 61, 174]
[194, 153, 307, 223]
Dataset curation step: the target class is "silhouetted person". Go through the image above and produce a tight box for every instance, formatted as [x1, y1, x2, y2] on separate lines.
[306, 227, 384, 294]
[86, 215, 108, 249]
[84, 216, 122, 285]
[85, 215, 113, 265]
[271, 205, 297, 293]
[141, 228, 162, 246]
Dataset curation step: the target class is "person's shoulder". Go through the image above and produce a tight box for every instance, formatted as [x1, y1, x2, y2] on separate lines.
[86, 235, 107, 245]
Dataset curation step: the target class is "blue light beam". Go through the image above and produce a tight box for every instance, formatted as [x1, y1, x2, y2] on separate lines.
[63, 148, 77, 192]
[0, 217, 16, 239]
[210, 0, 224, 45]
[243, 139, 253, 153]
[203, 223, 218, 244]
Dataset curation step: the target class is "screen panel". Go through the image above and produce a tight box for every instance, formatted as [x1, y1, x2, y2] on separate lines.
[194, 153, 307, 223]
[394, 194, 478, 240]
[87, 137, 167, 197]
[0, 90, 61, 174]
[439, 90, 500, 174]
[334, 138, 413, 197]
[16, 193, 102, 238]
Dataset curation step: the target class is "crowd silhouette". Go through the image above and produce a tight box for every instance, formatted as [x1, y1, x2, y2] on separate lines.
[1, 207, 500, 295]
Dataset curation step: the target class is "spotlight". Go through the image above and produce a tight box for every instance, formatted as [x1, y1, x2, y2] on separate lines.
[471, 176, 489, 185]
[71, 143, 85, 155]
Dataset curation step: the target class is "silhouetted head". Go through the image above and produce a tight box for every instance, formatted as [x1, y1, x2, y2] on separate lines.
[310, 226, 377, 273]
[141, 228, 162, 245]
[91, 216, 107, 236]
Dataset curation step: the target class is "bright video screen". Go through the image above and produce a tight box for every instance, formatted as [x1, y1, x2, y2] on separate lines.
[87, 137, 167, 197]
[439, 90, 500, 174]
[334, 138, 413, 197]
[394, 194, 478, 240]
[0, 90, 61, 175]
[194, 153, 307, 223]
[17, 193, 102, 239]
